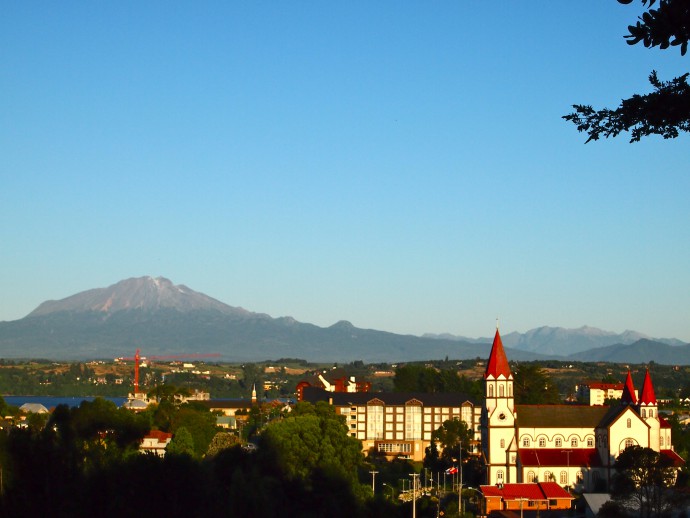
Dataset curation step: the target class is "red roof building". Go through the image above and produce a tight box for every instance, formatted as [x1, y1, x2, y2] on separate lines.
[480, 482, 574, 514]
[296, 368, 371, 401]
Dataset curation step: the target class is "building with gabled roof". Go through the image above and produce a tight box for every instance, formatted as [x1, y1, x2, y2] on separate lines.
[483, 326, 683, 493]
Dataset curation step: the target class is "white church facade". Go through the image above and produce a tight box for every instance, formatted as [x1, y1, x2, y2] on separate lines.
[482, 328, 683, 491]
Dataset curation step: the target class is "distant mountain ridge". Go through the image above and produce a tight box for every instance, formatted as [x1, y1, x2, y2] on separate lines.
[0, 277, 687, 363]
[424, 325, 685, 356]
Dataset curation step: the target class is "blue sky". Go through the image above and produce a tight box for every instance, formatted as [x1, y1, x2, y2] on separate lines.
[2, 2, 689, 342]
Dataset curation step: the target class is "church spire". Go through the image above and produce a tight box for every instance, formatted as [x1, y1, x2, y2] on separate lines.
[485, 327, 511, 379]
[639, 369, 657, 406]
[621, 370, 637, 405]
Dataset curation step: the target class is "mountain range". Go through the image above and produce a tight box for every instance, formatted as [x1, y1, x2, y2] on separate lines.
[0, 276, 687, 364]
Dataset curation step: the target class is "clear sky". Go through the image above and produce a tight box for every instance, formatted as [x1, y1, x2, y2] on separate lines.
[2, 2, 689, 342]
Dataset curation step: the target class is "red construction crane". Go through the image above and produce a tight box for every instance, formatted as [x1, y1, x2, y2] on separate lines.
[117, 349, 221, 394]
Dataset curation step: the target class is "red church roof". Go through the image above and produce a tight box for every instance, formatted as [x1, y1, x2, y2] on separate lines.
[639, 369, 657, 405]
[484, 328, 512, 379]
[621, 370, 637, 405]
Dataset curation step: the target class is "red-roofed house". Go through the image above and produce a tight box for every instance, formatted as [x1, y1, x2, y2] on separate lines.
[576, 380, 634, 406]
[296, 368, 372, 402]
[480, 482, 574, 514]
[140, 430, 173, 457]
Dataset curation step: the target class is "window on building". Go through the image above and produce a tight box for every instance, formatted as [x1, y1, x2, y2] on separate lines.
[544, 471, 552, 482]
[555, 438, 562, 447]
[660, 435, 664, 447]
[500, 439, 505, 448]
[624, 438, 634, 450]
[497, 470, 504, 481]
[527, 471, 535, 483]
[488, 385, 494, 397]
[405, 404, 422, 440]
[367, 405, 384, 440]
[539, 438, 546, 447]
[649, 409, 654, 417]
[508, 384, 513, 397]
[627, 418, 631, 428]
[499, 385, 504, 397]
[560, 471, 567, 484]
[571, 438, 578, 447]
[523, 437, 530, 447]
[461, 405, 472, 426]
[641, 408, 646, 418]
[587, 437, 594, 447]
[576, 471, 584, 484]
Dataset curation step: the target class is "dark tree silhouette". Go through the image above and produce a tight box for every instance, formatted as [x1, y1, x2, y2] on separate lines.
[564, 0, 690, 142]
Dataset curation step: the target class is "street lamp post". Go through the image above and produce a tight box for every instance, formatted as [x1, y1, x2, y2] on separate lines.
[458, 446, 463, 516]
[370, 470, 379, 495]
[409, 473, 419, 518]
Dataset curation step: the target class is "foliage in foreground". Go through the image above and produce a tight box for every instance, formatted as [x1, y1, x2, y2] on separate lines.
[564, 0, 690, 142]
[0, 398, 408, 518]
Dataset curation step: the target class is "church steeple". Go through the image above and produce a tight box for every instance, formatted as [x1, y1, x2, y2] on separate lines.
[621, 370, 637, 405]
[639, 369, 657, 406]
[485, 327, 512, 380]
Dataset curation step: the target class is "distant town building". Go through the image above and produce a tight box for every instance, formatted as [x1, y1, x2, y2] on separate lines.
[140, 430, 173, 457]
[19, 403, 49, 414]
[576, 380, 637, 406]
[296, 367, 372, 401]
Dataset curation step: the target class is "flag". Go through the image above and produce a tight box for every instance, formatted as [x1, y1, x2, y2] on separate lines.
[445, 466, 458, 475]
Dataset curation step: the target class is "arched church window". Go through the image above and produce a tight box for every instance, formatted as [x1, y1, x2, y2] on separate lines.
[522, 437, 530, 447]
[625, 438, 634, 450]
[576, 471, 584, 484]
[508, 384, 512, 397]
[500, 439, 505, 448]
[555, 438, 562, 447]
[641, 408, 646, 418]
[544, 471, 552, 481]
[587, 437, 594, 447]
[499, 385, 504, 397]
[560, 471, 567, 484]
[571, 438, 577, 447]
[649, 409, 654, 417]
[488, 385, 494, 397]
[527, 471, 535, 483]
[626, 418, 631, 428]
[497, 470, 504, 481]
[539, 438, 546, 447]
[660, 436, 664, 447]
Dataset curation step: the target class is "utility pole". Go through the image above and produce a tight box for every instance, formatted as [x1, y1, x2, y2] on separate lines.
[370, 470, 378, 495]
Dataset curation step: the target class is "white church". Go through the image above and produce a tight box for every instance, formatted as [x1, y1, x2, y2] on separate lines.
[482, 327, 684, 491]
